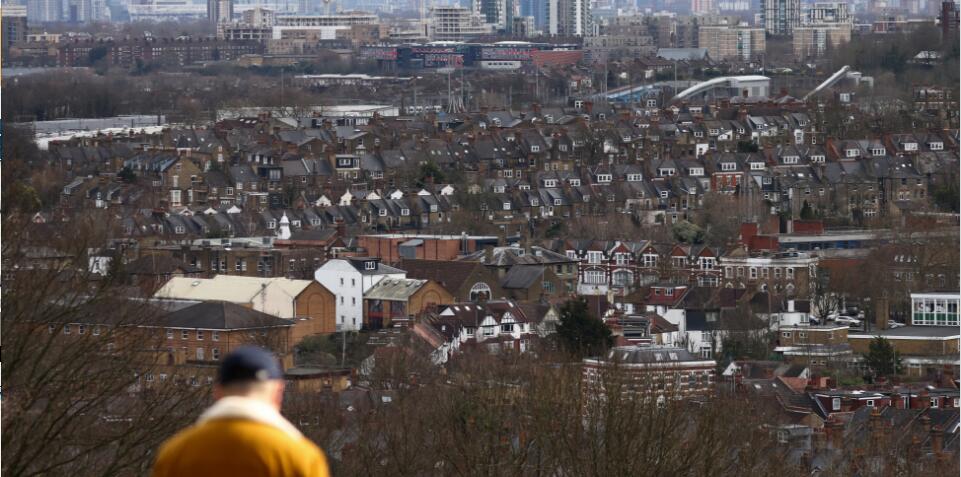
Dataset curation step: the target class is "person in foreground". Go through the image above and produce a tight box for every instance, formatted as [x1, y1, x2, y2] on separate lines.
[152, 346, 330, 477]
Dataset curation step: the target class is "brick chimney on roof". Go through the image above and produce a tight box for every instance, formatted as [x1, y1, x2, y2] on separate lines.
[932, 425, 945, 456]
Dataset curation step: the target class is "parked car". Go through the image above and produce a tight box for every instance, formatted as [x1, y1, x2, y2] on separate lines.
[834, 316, 862, 326]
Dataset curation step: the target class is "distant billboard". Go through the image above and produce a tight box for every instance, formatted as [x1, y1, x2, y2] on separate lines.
[480, 46, 534, 61]
[359, 46, 398, 60]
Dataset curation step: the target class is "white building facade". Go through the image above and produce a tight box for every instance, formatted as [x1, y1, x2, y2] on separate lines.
[314, 257, 405, 331]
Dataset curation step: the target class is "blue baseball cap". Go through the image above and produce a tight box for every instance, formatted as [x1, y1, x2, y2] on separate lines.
[217, 346, 283, 385]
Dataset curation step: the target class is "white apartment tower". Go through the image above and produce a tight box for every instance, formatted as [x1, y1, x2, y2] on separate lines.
[547, 0, 590, 36]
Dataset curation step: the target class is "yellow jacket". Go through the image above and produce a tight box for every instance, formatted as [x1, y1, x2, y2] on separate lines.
[152, 396, 330, 477]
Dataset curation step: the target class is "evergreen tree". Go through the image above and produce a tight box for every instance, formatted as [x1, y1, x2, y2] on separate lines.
[863, 336, 902, 378]
[556, 298, 613, 358]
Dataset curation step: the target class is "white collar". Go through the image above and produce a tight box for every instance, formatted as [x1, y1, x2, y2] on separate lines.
[197, 396, 302, 439]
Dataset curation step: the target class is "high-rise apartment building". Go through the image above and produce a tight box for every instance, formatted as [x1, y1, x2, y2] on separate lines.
[2, 5, 27, 51]
[806, 2, 849, 24]
[547, 0, 590, 36]
[792, 25, 850, 57]
[430, 6, 488, 41]
[207, 0, 232, 24]
[477, 0, 511, 28]
[760, 0, 800, 35]
[792, 1, 851, 58]
[698, 24, 765, 60]
[27, 0, 62, 22]
[691, 0, 715, 14]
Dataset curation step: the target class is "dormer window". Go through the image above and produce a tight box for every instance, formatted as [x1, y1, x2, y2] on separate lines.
[903, 142, 918, 151]
[544, 179, 557, 187]
[871, 148, 886, 156]
[554, 198, 562, 206]
[689, 167, 704, 176]
[430, 204, 438, 212]
[569, 179, 581, 186]
[751, 162, 765, 170]
[810, 155, 825, 163]
[401, 208, 410, 216]
[364, 261, 376, 270]
[721, 162, 737, 172]
[596, 174, 612, 183]
[782, 156, 798, 164]
[627, 174, 642, 182]
[845, 149, 860, 158]
[531, 198, 539, 207]
[175, 226, 185, 234]
[559, 144, 568, 152]
[531, 145, 540, 153]
[267, 220, 277, 229]
[494, 185, 505, 193]
[503, 202, 511, 210]
[929, 141, 944, 151]
[379, 209, 387, 217]
[659, 191, 669, 199]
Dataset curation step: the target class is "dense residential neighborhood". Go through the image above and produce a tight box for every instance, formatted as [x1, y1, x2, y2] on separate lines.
[3, 0, 960, 473]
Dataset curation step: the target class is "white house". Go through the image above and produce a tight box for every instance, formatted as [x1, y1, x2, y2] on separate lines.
[314, 257, 405, 331]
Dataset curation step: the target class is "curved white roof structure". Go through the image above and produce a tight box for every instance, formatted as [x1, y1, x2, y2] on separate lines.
[672, 75, 769, 101]
[802, 65, 851, 101]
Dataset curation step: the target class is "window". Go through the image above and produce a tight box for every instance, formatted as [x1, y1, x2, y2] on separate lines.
[167, 329, 174, 340]
[212, 348, 220, 360]
[93, 326, 101, 336]
[832, 398, 841, 411]
[501, 323, 514, 333]
[725, 267, 733, 279]
[196, 348, 205, 360]
[866, 399, 875, 407]
[786, 267, 795, 279]
[182, 330, 189, 340]
[588, 251, 603, 264]
[483, 326, 495, 337]
[931, 398, 939, 408]
[584, 270, 605, 285]
[197, 330, 204, 341]
[781, 331, 792, 338]
[63, 324, 72, 335]
[749, 267, 758, 279]
[212, 331, 220, 341]
[642, 254, 657, 267]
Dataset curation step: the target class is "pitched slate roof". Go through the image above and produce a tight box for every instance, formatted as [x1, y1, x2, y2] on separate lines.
[162, 301, 292, 329]
[398, 259, 485, 294]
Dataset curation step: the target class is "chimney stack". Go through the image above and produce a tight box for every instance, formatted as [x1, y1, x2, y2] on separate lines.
[931, 425, 944, 455]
